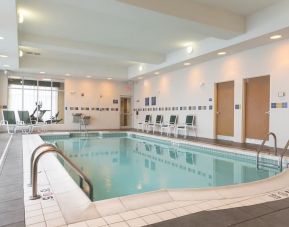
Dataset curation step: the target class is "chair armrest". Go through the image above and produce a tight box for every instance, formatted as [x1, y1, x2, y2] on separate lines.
[0, 120, 8, 126]
[17, 121, 25, 125]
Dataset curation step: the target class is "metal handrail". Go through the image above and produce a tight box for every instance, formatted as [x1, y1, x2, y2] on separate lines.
[30, 144, 93, 200]
[28, 143, 56, 186]
[280, 139, 289, 171]
[257, 132, 278, 156]
[257, 132, 278, 169]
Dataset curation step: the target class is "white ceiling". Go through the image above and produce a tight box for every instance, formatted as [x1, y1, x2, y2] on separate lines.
[189, 0, 281, 15]
[0, 0, 287, 80]
[0, 0, 18, 70]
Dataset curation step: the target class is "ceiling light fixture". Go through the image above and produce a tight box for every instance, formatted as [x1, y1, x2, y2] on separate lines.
[39, 71, 45, 74]
[107, 77, 112, 80]
[0, 37, 4, 40]
[18, 13, 24, 24]
[43, 78, 51, 81]
[184, 62, 191, 66]
[186, 46, 193, 54]
[270, 35, 282, 40]
[138, 65, 143, 72]
[9, 76, 21, 79]
[0, 55, 8, 58]
[138, 77, 143, 80]
[3, 64, 10, 67]
[19, 50, 23, 57]
[86, 75, 91, 78]
[154, 72, 160, 75]
[65, 73, 71, 76]
[218, 52, 227, 55]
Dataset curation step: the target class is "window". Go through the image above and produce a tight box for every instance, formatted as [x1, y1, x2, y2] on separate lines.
[8, 77, 65, 124]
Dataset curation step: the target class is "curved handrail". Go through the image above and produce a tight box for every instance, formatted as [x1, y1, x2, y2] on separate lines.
[257, 132, 277, 156]
[257, 132, 278, 169]
[30, 144, 93, 200]
[28, 143, 56, 186]
[280, 139, 289, 171]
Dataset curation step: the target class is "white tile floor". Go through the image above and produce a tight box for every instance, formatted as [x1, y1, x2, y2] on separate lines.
[22, 133, 289, 227]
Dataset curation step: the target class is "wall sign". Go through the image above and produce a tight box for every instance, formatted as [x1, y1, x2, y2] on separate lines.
[151, 96, 156, 106]
[145, 97, 150, 106]
[113, 99, 118, 104]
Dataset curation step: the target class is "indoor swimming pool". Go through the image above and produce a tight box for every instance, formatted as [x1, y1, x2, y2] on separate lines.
[42, 133, 282, 201]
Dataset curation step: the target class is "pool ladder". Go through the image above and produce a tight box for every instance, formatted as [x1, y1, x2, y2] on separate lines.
[257, 132, 289, 171]
[28, 143, 93, 200]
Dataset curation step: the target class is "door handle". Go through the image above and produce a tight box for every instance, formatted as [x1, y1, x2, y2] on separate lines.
[265, 111, 270, 115]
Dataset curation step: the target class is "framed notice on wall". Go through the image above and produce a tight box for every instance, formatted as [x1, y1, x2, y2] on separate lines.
[151, 96, 156, 106]
[145, 97, 149, 106]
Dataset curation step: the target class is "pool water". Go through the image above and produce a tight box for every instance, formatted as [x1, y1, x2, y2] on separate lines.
[44, 133, 281, 201]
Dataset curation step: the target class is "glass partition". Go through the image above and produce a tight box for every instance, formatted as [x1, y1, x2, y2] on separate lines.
[7, 76, 65, 124]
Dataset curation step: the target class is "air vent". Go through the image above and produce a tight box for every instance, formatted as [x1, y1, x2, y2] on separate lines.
[26, 51, 41, 56]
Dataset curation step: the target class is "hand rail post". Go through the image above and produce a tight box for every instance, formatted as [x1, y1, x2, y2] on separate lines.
[28, 143, 56, 186]
[29, 144, 93, 200]
[257, 132, 278, 170]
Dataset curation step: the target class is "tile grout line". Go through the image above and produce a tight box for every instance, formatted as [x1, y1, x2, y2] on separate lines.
[0, 134, 13, 175]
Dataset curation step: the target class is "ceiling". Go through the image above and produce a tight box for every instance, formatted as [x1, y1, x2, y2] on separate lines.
[0, 0, 287, 80]
[188, 0, 280, 15]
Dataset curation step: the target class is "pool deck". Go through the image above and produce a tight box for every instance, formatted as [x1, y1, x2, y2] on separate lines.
[0, 134, 25, 227]
[1, 131, 289, 227]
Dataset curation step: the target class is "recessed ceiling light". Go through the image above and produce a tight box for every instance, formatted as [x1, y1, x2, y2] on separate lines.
[184, 62, 191, 66]
[19, 50, 23, 57]
[154, 72, 160, 75]
[218, 52, 227, 55]
[9, 76, 21, 79]
[0, 37, 4, 40]
[65, 73, 71, 76]
[86, 75, 91, 78]
[0, 55, 8, 58]
[42, 78, 51, 81]
[138, 77, 143, 80]
[18, 13, 24, 24]
[270, 35, 282, 40]
[39, 71, 45, 74]
[107, 77, 112, 80]
[138, 65, 143, 72]
[3, 64, 10, 67]
[186, 46, 193, 54]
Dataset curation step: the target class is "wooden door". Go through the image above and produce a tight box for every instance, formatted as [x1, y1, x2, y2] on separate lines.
[120, 97, 132, 128]
[245, 76, 270, 140]
[216, 81, 234, 137]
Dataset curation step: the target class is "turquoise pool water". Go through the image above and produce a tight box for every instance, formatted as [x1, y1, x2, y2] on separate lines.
[43, 133, 281, 201]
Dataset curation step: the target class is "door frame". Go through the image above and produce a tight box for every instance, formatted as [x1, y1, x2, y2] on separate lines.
[120, 96, 132, 129]
[242, 75, 270, 143]
[214, 80, 235, 140]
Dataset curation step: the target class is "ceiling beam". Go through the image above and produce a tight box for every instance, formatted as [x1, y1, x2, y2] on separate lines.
[19, 33, 166, 64]
[20, 55, 128, 80]
[118, 0, 246, 39]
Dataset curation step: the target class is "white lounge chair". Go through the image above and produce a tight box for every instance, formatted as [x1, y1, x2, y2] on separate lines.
[137, 115, 151, 131]
[146, 115, 163, 133]
[18, 111, 47, 133]
[175, 115, 196, 138]
[160, 115, 178, 136]
[1, 110, 31, 134]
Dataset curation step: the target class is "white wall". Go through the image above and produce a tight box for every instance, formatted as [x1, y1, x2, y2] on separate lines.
[0, 72, 8, 108]
[133, 38, 289, 148]
[0, 75, 133, 131]
[56, 78, 132, 131]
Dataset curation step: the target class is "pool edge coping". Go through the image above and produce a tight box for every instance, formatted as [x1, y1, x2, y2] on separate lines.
[23, 131, 289, 225]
